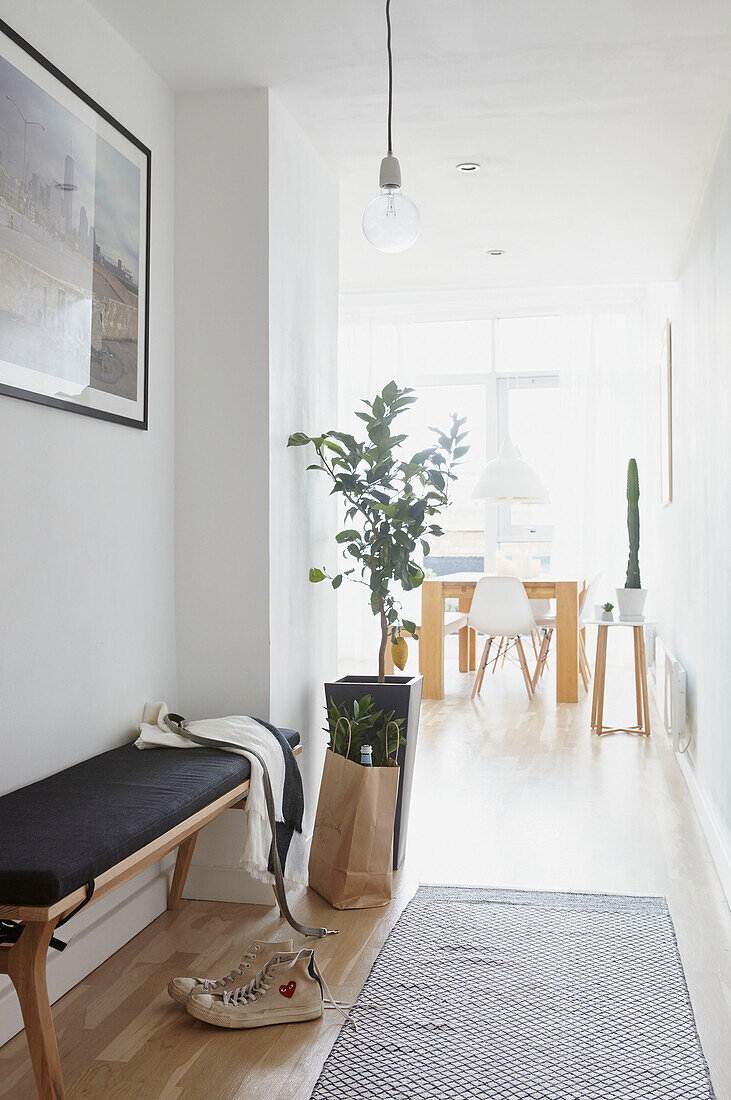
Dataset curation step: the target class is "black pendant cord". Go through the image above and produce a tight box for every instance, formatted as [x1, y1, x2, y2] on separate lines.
[386, 0, 393, 154]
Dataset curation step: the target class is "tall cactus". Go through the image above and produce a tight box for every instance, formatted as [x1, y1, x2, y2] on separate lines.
[625, 458, 641, 589]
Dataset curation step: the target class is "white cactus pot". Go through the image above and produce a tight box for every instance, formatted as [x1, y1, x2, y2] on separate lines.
[615, 588, 648, 622]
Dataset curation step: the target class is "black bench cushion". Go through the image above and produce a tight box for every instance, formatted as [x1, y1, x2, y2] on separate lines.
[0, 730, 300, 906]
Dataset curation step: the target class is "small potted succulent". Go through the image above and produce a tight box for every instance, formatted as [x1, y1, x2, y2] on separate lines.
[616, 458, 648, 621]
[600, 602, 614, 622]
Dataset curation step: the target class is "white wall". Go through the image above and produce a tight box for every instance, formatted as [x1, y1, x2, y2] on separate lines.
[653, 114, 731, 899]
[0, 0, 176, 1045]
[268, 93, 338, 825]
[175, 90, 338, 899]
[174, 88, 271, 721]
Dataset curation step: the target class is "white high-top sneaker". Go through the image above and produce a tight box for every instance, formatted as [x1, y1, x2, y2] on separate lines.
[167, 939, 293, 1005]
[186, 949, 355, 1030]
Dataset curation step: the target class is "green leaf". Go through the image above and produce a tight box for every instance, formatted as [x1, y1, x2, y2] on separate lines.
[306, 463, 327, 472]
[309, 567, 326, 582]
[332, 575, 343, 589]
[288, 432, 311, 447]
[453, 446, 470, 459]
[335, 529, 361, 543]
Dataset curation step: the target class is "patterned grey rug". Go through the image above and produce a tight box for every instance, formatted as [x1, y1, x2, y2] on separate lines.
[311, 885, 715, 1099]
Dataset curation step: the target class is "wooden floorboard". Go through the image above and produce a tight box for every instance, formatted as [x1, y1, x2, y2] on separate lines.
[2, 646, 730, 1098]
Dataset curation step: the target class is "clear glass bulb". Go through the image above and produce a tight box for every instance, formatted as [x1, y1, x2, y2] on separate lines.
[362, 186, 421, 253]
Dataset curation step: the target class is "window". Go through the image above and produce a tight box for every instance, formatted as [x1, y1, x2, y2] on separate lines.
[398, 380, 488, 574]
[398, 314, 578, 572]
[496, 373, 559, 546]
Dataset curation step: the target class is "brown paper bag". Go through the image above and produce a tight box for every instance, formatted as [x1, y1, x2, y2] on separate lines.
[308, 746, 400, 910]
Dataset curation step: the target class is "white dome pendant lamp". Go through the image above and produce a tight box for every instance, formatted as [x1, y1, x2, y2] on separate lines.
[362, 0, 421, 253]
[472, 436, 550, 503]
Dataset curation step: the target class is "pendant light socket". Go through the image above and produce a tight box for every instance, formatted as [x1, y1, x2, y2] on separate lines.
[379, 154, 402, 189]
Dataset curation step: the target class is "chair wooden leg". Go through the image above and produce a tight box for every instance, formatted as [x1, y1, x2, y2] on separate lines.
[7, 920, 64, 1100]
[168, 832, 199, 910]
[469, 628, 476, 670]
[492, 636, 504, 673]
[579, 641, 590, 691]
[530, 630, 539, 659]
[477, 637, 492, 695]
[515, 637, 534, 699]
[472, 637, 492, 698]
[531, 629, 551, 691]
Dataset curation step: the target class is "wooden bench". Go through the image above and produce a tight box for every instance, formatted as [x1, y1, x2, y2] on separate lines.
[0, 734, 301, 1099]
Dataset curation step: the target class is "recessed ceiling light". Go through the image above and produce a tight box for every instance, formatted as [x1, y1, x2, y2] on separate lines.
[486, 248, 505, 256]
[456, 162, 481, 173]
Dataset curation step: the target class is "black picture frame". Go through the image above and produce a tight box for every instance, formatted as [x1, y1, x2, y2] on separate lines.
[0, 17, 151, 429]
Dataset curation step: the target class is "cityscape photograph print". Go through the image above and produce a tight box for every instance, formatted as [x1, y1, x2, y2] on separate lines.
[0, 20, 150, 427]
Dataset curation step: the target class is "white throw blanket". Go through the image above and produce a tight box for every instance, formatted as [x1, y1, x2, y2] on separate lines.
[136, 703, 308, 887]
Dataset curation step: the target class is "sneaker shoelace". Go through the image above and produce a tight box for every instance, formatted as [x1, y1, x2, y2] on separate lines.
[222, 963, 276, 1006]
[200, 949, 258, 991]
[310, 954, 357, 1032]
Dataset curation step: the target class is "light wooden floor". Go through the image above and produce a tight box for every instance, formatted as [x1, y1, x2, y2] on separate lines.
[2, 645, 731, 1098]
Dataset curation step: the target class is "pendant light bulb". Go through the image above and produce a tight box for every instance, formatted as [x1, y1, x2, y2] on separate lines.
[362, 154, 421, 253]
[363, 0, 420, 253]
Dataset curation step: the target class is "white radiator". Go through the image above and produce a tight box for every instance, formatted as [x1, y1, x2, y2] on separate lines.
[655, 637, 687, 752]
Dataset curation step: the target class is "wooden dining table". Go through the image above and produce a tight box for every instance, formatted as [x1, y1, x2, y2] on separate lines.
[420, 572, 582, 703]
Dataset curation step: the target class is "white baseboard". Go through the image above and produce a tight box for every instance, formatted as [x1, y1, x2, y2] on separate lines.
[675, 750, 731, 912]
[182, 808, 279, 905]
[0, 855, 173, 1048]
[183, 864, 277, 905]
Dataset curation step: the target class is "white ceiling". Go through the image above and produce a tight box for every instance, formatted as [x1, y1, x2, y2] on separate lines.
[88, 0, 731, 293]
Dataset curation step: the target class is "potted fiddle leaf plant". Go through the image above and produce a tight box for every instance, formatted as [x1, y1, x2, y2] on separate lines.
[288, 380, 467, 867]
[616, 458, 648, 622]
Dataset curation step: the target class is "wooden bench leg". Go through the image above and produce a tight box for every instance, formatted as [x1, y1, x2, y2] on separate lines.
[168, 832, 198, 910]
[7, 920, 64, 1100]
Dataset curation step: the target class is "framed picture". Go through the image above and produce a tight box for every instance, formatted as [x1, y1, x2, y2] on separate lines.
[660, 318, 672, 505]
[0, 18, 150, 428]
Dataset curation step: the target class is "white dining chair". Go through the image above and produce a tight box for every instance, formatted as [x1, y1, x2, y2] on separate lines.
[491, 597, 549, 672]
[533, 572, 602, 690]
[529, 599, 552, 659]
[468, 576, 539, 700]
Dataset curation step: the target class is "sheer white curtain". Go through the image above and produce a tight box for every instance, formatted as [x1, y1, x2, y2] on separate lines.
[551, 308, 651, 601]
[337, 303, 653, 669]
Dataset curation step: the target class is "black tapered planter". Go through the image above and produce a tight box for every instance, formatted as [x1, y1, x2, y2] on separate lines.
[324, 673, 423, 870]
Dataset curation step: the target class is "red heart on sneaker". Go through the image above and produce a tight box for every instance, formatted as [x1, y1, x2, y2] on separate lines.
[279, 981, 296, 998]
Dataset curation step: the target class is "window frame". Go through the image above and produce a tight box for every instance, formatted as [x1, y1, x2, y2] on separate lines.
[496, 372, 558, 545]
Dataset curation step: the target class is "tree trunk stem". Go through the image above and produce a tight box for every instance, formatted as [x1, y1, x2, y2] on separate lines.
[378, 599, 388, 683]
